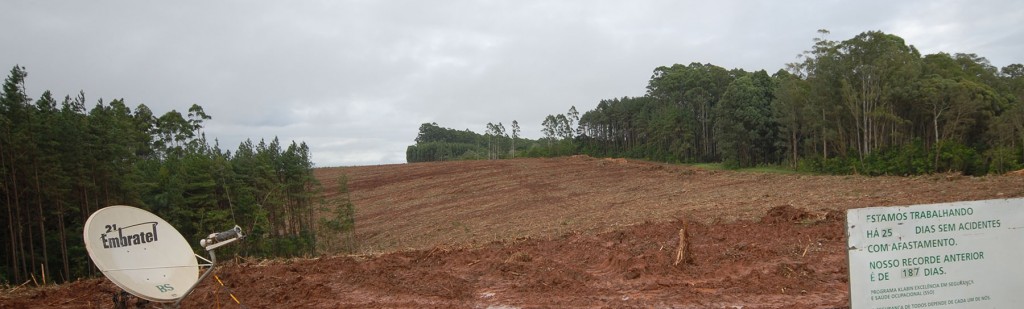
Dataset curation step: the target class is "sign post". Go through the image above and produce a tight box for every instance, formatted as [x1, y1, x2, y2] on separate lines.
[847, 198, 1024, 308]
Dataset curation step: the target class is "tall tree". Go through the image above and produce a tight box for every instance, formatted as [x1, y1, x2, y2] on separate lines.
[772, 70, 812, 167]
[568, 106, 580, 136]
[1, 65, 32, 283]
[0, 66, 326, 283]
[714, 71, 779, 167]
[541, 115, 557, 147]
[511, 120, 520, 158]
[834, 31, 921, 158]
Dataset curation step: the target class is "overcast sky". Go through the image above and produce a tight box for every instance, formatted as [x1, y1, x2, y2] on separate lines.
[3, 1, 1022, 166]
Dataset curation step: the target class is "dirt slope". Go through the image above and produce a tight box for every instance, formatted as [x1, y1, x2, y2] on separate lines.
[3, 157, 1023, 308]
[321, 156, 1023, 254]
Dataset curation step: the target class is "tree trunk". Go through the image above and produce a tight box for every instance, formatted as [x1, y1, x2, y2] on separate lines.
[35, 166, 48, 285]
[3, 149, 20, 283]
[934, 112, 941, 172]
[822, 108, 828, 161]
[58, 199, 69, 282]
[82, 186, 93, 277]
[16, 174, 28, 283]
[791, 130, 798, 168]
[12, 160, 30, 282]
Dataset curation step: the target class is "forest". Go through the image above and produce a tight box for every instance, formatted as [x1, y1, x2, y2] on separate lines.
[405, 108, 581, 162]
[0, 66, 354, 285]
[408, 30, 1024, 175]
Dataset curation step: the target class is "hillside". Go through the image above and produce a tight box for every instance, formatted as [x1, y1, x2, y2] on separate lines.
[3, 157, 1023, 308]
[320, 156, 1024, 254]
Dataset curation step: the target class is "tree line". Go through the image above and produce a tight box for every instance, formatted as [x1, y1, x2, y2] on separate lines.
[410, 30, 1024, 175]
[407, 121, 533, 162]
[406, 108, 581, 163]
[0, 66, 349, 285]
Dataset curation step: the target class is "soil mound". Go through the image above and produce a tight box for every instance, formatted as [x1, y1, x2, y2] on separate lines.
[3, 215, 850, 308]
[761, 204, 814, 224]
[824, 209, 846, 222]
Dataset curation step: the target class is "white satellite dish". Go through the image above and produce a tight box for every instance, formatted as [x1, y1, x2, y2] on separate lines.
[84, 205, 244, 307]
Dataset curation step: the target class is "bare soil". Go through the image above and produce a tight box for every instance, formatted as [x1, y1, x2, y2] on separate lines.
[4, 157, 1023, 308]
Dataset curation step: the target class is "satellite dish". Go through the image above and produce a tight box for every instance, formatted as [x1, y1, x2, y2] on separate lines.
[84, 205, 244, 307]
[83, 205, 198, 302]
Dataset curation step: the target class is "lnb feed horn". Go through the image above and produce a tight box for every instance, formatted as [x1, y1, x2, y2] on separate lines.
[200, 225, 245, 249]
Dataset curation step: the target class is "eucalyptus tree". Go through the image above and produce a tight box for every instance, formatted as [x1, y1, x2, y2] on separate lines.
[541, 115, 557, 147]
[646, 62, 734, 161]
[772, 70, 813, 167]
[511, 120, 520, 158]
[834, 31, 922, 159]
[485, 122, 509, 159]
[714, 71, 780, 167]
[568, 106, 580, 136]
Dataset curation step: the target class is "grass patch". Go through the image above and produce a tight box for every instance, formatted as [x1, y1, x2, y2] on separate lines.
[741, 166, 803, 174]
[691, 163, 726, 170]
[690, 163, 806, 175]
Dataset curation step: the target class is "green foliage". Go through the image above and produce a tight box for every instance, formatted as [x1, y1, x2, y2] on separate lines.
[407, 141, 482, 162]
[714, 71, 780, 168]
[320, 174, 356, 253]
[985, 146, 1023, 174]
[859, 141, 932, 176]
[934, 141, 985, 175]
[402, 30, 1024, 177]
[407, 122, 540, 162]
[799, 140, 989, 176]
[0, 67, 322, 284]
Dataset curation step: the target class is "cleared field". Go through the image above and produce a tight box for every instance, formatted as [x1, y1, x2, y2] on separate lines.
[4, 157, 1023, 308]
[321, 156, 1023, 254]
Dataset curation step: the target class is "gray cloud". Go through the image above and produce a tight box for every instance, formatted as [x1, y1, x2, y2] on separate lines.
[3, 0, 1021, 166]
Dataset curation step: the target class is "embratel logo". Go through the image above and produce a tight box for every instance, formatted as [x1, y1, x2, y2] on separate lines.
[100, 222, 159, 249]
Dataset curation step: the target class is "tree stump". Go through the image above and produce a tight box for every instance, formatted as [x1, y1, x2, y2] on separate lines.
[673, 225, 692, 267]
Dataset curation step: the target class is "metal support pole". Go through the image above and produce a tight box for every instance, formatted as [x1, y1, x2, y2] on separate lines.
[164, 225, 242, 308]
[170, 250, 217, 308]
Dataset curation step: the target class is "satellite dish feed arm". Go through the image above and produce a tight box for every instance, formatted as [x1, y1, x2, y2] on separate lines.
[199, 225, 245, 250]
[172, 225, 245, 308]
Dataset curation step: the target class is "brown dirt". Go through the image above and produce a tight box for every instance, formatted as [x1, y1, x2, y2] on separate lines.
[4, 157, 1023, 308]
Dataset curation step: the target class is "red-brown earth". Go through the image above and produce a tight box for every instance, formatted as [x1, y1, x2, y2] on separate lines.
[3, 156, 1023, 308]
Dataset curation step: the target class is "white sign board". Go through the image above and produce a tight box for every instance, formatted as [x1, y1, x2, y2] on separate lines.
[847, 198, 1024, 308]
